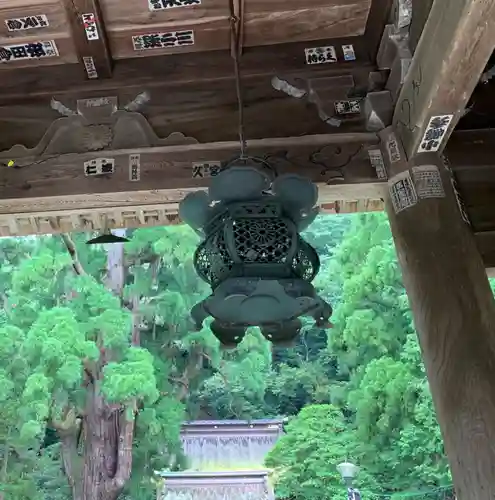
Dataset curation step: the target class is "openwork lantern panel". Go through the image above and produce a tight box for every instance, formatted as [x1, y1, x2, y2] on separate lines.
[179, 165, 332, 348]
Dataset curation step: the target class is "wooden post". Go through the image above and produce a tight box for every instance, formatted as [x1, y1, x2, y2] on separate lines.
[380, 127, 495, 500]
[393, 0, 495, 159]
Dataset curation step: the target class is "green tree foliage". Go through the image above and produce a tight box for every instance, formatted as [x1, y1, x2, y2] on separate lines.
[0, 230, 189, 500]
[266, 404, 371, 500]
[0, 213, 472, 500]
[190, 329, 272, 419]
[263, 216, 352, 416]
[265, 214, 455, 500]
[0, 225, 274, 500]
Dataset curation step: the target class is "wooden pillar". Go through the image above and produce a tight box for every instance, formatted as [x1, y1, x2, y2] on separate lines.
[376, 0, 495, 494]
[380, 127, 495, 500]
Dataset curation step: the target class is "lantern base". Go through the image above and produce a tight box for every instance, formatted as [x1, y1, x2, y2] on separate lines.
[190, 277, 332, 347]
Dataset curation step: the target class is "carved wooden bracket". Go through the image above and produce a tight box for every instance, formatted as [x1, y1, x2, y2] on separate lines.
[272, 74, 364, 128]
[377, 25, 412, 103]
[0, 109, 199, 159]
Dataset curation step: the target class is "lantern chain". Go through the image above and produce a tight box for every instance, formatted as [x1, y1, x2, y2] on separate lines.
[229, 0, 247, 159]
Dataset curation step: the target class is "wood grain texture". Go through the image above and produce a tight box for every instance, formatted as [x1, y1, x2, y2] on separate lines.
[243, 2, 370, 47]
[0, 204, 182, 237]
[393, 0, 495, 159]
[0, 0, 55, 5]
[321, 198, 384, 213]
[109, 18, 229, 57]
[476, 231, 495, 269]
[381, 128, 495, 500]
[0, 0, 77, 67]
[0, 0, 377, 71]
[408, 0, 433, 53]
[363, 0, 393, 61]
[99, 0, 362, 26]
[0, 132, 383, 204]
[62, 0, 112, 78]
[107, 2, 370, 59]
[0, 32, 77, 67]
[100, 0, 228, 26]
[0, 1, 66, 38]
[0, 67, 377, 150]
[100, 0, 370, 57]
[445, 130, 495, 237]
[0, 36, 371, 100]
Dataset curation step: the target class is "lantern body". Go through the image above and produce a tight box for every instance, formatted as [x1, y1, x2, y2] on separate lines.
[180, 166, 332, 347]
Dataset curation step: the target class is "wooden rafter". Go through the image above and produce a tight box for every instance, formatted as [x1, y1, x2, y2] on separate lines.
[63, 0, 112, 79]
[0, 0, 392, 152]
[363, 0, 393, 59]
[0, 0, 379, 78]
[393, 0, 495, 159]
[445, 129, 495, 268]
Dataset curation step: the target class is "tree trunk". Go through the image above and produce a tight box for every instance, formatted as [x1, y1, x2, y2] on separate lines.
[60, 231, 137, 500]
[81, 385, 134, 500]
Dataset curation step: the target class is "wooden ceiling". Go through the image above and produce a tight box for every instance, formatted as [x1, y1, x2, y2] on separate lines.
[0, 0, 390, 149]
[0, 0, 390, 238]
[1, 0, 372, 66]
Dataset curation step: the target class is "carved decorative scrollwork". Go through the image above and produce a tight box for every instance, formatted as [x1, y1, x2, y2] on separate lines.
[242, 143, 366, 183]
[0, 93, 199, 159]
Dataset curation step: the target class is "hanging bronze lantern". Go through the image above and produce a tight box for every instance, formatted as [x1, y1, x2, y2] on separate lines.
[180, 163, 332, 348]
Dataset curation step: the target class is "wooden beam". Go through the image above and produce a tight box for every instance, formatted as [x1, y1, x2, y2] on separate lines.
[363, 0, 394, 61]
[63, 0, 112, 79]
[0, 132, 388, 236]
[0, 203, 182, 237]
[393, 0, 495, 159]
[106, 0, 371, 59]
[0, 197, 386, 238]
[445, 130, 495, 234]
[0, 133, 384, 212]
[0, 37, 373, 102]
[0, 69, 378, 150]
[380, 126, 495, 500]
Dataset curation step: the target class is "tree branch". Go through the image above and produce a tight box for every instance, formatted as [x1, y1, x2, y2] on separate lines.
[110, 402, 136, 492]
[52, 407, 82, 498]
[131, 295, 141, 346]
[82, 358, 96, 385]
[60, 432, 81, 498]
[60, 234, 86, 276]
[1, 427, 11, 482]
